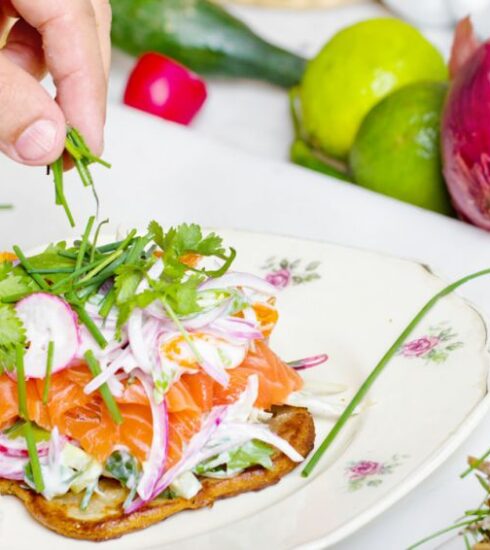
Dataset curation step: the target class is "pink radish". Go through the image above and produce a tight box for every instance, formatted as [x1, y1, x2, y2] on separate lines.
[15, 293, 80, 379]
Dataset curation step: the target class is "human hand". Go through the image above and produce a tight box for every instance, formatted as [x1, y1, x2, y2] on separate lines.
[0, 0, 111, 166]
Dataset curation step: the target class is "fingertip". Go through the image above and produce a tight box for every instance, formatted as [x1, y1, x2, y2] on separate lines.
[12, 117, 66, 166]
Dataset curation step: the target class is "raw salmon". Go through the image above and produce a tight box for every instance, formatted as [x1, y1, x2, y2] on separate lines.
[0, 341, 301, 466]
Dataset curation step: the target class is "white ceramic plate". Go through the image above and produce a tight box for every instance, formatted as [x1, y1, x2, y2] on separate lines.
[1, 228, 489, 549]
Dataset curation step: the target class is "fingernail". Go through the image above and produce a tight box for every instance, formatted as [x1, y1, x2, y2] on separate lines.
[15, 120, 58, 161]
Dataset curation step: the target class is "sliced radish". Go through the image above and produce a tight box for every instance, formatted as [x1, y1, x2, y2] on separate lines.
[15, 293, 80, 379]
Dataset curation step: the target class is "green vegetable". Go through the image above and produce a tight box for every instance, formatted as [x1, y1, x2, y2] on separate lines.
[0, 304, 26, 373]
[84, 350, 123, 424]
[42, 341, 55, 404]
[50, 128, 111, 228]
[195, 440, 274, 477]
[302, 267, 490, 478]
[15, 345, 44, 492]
[111, 0, 306, 88]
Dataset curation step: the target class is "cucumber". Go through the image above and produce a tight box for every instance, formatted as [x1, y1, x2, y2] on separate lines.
[111, 0, 306, 87]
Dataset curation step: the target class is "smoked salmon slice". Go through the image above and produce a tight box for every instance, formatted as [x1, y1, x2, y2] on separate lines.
[0, 341, 301, 466]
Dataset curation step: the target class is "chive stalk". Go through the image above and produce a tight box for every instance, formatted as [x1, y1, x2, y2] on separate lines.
[96, 238, 135, 254]
[13, 245, 49, 290]
[15, 345, 45, 492]
[99, 287, 116, 319]
[28, 267, 74, 274]
[76, 215, 95, 270]
[78, 249, 124, 285]
[302, 267, 490, 478]
[49, 256, 107, 292]
[42, 341, 55, 405]
[407, 519, 476, 549]
[24, 421, 45, 492]
[84, 350, 123, 424]
[74, 306, 108, 348]
[51, 157, 75, 227]
[90, 219, 109, 262]
[15, 344, 28, 419]
[462, 449, 490, 479]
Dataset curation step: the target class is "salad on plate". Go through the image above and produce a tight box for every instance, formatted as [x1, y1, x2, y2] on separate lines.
[0, 220, 334, 541]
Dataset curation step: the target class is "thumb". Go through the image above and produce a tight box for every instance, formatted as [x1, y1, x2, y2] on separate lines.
[0, 51, 66, 165]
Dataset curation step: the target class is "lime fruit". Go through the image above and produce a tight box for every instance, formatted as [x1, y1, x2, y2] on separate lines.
[299, 18, 448, 160]
[349, 81, 453, 215]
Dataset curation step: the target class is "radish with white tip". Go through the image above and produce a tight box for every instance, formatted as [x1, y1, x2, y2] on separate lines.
[15, 293, 80, 378]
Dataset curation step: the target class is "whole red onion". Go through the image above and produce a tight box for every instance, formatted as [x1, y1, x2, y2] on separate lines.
[442, 23, 490, 230]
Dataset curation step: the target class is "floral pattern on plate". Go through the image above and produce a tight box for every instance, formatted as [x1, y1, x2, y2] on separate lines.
[261, 257, 321, 288]
[399, 323, 464, 364]
[346, 455, 407, 492]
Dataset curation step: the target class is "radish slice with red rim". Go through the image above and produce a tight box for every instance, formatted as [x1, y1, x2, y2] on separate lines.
[15, 293, 80, 379]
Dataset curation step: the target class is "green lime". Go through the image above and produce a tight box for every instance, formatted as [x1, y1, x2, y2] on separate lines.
[349, 82, 453, 215]
[299, 18, 447, 160]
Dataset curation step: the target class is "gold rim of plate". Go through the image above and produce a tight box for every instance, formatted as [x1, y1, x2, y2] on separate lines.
[220, 0, 363, 9]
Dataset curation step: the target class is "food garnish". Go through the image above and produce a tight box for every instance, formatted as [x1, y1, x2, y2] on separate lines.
[303, 267, 490, 477]
[49, 128, 111, 227]
[0, 220, 338, 539]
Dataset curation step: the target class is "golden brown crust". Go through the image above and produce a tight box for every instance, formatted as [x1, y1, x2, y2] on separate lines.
[0, 405, 315, 541]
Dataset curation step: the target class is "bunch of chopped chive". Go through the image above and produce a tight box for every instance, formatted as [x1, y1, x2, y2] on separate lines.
[49, 127, 111, 228]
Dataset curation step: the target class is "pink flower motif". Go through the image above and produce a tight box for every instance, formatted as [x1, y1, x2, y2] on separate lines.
[265, 268, 291, 289]
[401, 336, 440, 357]
[349, 460, 382, 478]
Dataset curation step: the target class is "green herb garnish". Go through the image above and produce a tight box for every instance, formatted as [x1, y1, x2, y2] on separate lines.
[15, 345, 44, 492]
[84, 350, 122, 424]
[76, 215, 95, 271]
[13, 245, 49, 290]
[42, 341, 55, 405]
[302, 267, 490, 478]
[50, 128, 111, 228]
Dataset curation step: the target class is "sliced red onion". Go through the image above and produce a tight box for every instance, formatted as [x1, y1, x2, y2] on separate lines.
[209, 317, 263, 341]
[146, 300, 231, 332]
[200, 272, 277, 296]
[133, 370, 168, 501]
[0, 434, 50, 459]
[288, 354, 329, 371]
[182, 301, 231, 330]
[199, 357, 229, 387]
[128, 310, 161, 374]
[0, 454, 27, 480]
[15, 293, 80, 379]
[125, 405, 227, 514]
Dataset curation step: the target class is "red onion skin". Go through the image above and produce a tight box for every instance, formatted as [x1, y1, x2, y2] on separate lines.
[442, 42, 490, 230]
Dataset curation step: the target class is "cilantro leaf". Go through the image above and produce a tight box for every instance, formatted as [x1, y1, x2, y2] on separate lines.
[0, 304, 26, 347]
[0, 304, 26, 373]
[148, 220, 165, 250]
[0, 274, 32, 299]
[195, 232, 225, 256]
